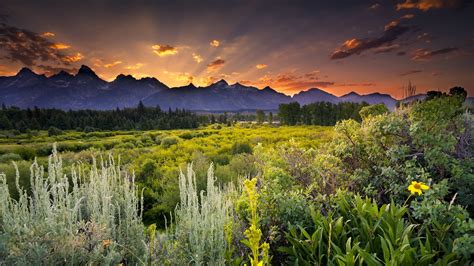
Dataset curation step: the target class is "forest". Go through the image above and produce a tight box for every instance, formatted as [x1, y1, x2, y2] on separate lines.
[0, 91, 473, 265]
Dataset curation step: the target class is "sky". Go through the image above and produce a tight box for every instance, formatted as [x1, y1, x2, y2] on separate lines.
[0, 0, 473, 98]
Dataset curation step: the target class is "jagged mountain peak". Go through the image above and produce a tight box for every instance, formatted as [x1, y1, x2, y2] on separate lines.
[213, 79, 229, 87]
[51, 70, 73, 79]
[16, 67, 37, 77]
[114, 74, 136, 82]
[342, 91, 360, 97]
[77, 65, 99, 77]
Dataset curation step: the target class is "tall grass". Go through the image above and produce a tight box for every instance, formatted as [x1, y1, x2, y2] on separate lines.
[0, 145, 146, 264]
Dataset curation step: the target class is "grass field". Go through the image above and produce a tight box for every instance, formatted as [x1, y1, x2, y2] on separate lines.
[0, 123, 334, 225]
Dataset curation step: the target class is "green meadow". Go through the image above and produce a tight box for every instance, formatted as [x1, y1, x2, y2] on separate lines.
[1, 94, 473, 265]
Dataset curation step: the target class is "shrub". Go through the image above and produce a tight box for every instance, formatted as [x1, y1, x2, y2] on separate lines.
[231, 141, 253, 155]
[48, 126, 63, 136]
[359, 103, 389, 120]
[0, 153, 22, 163]
[161, 136, 179, 148]
[0, 145, 147, 265]
[168, 164, 234, 264]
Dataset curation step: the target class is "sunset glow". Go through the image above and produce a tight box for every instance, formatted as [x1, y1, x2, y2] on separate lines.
[0, 0, 472, 98]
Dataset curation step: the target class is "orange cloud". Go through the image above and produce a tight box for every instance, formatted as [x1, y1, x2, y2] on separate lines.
[62, 53, 84, 63]
[164, 70, 194, 84]
[125, 63, 144, 70]
[192, 53, 203, 63]
[210, 40, 220, 47]
[396, 0, 468, 11]
[42, 32, 55, 37]
[256, 64, 267, 69]
[152, 44, 178, 56]
[411, 47, 458, 61]
[207, 58, 225, 72]
[50, 43, 71, 49]
[104, 61, 122, 68]
[242, 71, 335, 94]
[199, 76, 218, 86]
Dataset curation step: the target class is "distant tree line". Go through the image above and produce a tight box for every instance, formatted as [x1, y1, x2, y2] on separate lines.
[0, 101, 209, 132]
[278, 101, 369, 126]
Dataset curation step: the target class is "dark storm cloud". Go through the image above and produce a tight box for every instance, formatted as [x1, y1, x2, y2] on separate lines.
[399, 69, 422, 76]
[411, 47, 458, 60]
[0, 23, 79, 67]
[396, 0, 472, 11]
[330, 17, 414, 59]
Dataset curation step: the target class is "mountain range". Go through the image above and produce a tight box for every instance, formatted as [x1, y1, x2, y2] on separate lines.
[0, 65, 398, 111]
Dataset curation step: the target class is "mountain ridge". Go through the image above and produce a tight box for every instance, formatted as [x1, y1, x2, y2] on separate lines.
[0, 66, 398, 111]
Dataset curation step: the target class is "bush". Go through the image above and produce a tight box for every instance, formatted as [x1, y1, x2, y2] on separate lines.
[231, 142, 253, 155]
[0, 153, 22, 163]
[0, 146, 147, 264]
[359, 103, 389, 120]
[161, 136, 179, 148]
[47, 126, 63, 136]
[163, 164, 234, 264]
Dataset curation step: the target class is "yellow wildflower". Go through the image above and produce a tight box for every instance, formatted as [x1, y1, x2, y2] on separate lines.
[408, 181, 429, 195]
[102, 239, 112, 248]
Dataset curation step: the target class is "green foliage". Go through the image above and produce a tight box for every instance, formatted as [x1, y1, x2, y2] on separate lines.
[240, 178, 270, 266]
[47, 126, 63, 136]
[279, 102, 301, 125]
[0, 104, 204, 132]
[281, 192, 462, 265]
[231, 141, 253, 154]
[256, 110, 265, 124]
[279, 101, 368, 126]
[161, 136, 179, 148]
[359, 103, 389, 120]
[325, 95, 473, 212]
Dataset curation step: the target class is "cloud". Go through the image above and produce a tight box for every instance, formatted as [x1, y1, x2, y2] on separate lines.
[411, 47, 458, 60]
[207, 58, 225, 72]
[373, 44, 401, 54]
[42, 32, 55, 37]
[50, 43, 71, 49]
[62, 52, 84, 63]
[125, 63, 144, 70]
[210, 39, 220, 47]
[399, 69, 422, 76]
[370, 3, 381, 9]
[255, 64, 267, 69]
[241, 71, 335, 93]
[104, 60, 122, 68]
[417, 32, 432, 43]
[192, 53, 203, 63]
[36, 64, 77, 76]
[330, 16, 414, 59]
[152, 44, 178, 56]
[163, 70, 194, 84]
[0, 65, 16, 76]
[337, 82, 377, 87]
[199, 76, 218, 86]
[0, 23, 82, 67]
[396, 0, 472, 11]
